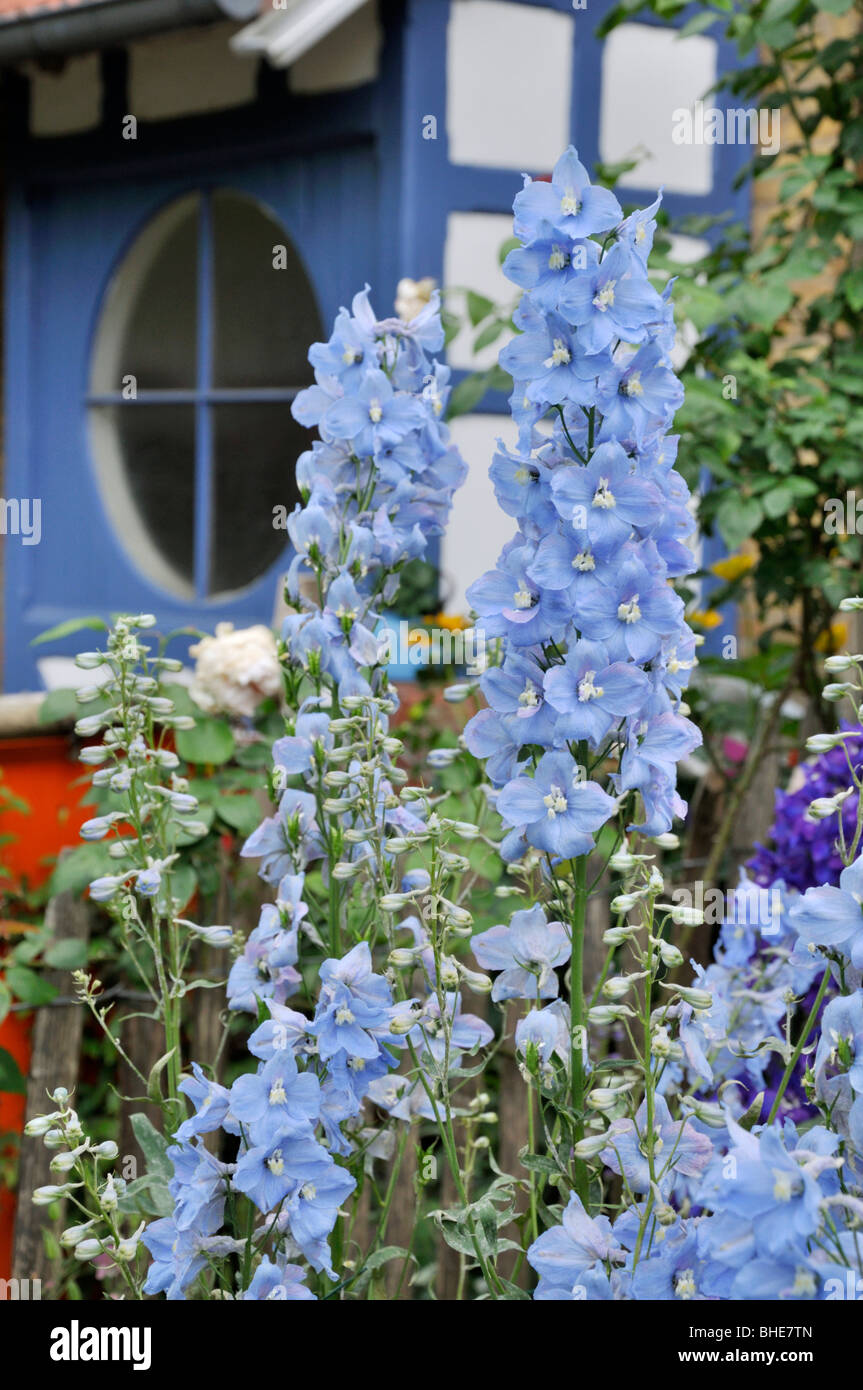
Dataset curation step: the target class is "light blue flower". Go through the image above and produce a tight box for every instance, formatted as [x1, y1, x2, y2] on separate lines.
[790, 854, 863, 968]
[496, 751, 617, 859]
[472, 903, 571, 1001]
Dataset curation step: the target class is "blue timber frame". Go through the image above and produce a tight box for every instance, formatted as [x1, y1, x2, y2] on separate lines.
[3, 0, 750, 688]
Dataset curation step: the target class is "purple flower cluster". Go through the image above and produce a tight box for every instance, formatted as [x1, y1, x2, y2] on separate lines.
[748, 725, 863, 893]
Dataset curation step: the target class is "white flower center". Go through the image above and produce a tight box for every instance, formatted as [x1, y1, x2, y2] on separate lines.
[519, 680, 540, 708]
[577, 672, 604, 703]
[592, 477, 616, 510]
[544, 338, 571, 369]
[267, 1149, 285, 1176]
[513, 583, 535, 610]
[543, 785, 568, 818]
[300, 1183, 317, 1201]
[269, 1079, 287, 1106]
[560, 192, 580, 217]
[593, 282, 616, 311]
[514, 466, 532, 485]
[548, 245, 567, 271]
[792, 1268, 816, 1298]
[773, 1171, 793, 1203]
[617, 596, 642, 624]
[342, 347, 360, 365]
[674, 1269, 697, 1300]
[622, 372, 644, 398]
[335, 1005, 355, 1026]
[368, 400, 383, 422]
[572, 550, 595, 572]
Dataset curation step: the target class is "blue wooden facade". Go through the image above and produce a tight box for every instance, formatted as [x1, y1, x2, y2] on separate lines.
[1, 0, 750, 689]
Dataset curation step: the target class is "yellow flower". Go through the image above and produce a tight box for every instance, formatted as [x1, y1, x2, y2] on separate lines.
[423, 612, 469, 632]
[689, 609, 723, 631]
[710, 553, 755, 582]
[815, 621, 848, 654]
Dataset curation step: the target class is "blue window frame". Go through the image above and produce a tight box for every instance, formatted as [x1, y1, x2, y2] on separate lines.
[86, 188, 323, 602]
[3, 126, 379, 689]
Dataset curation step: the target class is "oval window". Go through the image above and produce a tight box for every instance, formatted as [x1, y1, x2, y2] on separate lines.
[88, 190, 323, 600]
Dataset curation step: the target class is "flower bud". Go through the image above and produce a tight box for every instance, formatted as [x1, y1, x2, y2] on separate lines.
[610, 892, 640, 913]
[839, 596, 863, 611]
[602, 974, 642, 1001]
[24, 1113, 59, 1137]
[587, 1088, 624, 1112]
[73, 1239, 105, 1261]
[668, 905, 704, 927]
[823, 682, 857, 702]
[808, 789, 853, 820]
[662, 983, 713, 1010]
[588, 1004, 635, 1024]
[573, 1134, 608, 1159]
[388, 948, 417, 968]
[331, 861, 364, 880]
[78, 745, 109, 765]
[657, 940, 684, 969]
[61, 1221, 98, 1247]
[602, 924, 637, 945]
[33, 1184, 74, 1205]
[652, 832, 680, 849]
[379, 892, 411, 911]
[458, 965, 492, 994]
[388, 1010, 419, 1035]
[805, 733, 847, 752]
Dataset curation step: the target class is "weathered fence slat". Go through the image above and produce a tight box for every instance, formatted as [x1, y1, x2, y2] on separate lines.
[12, 891, 91, 1289]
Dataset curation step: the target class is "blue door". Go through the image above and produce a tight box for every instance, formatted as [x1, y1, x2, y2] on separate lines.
[3, 142, 378, 689]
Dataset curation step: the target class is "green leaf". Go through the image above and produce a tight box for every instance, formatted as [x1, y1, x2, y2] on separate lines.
[130, 1112, 173, 1183]
[213, 793, 264, 838]
[0, 981, 10, 1026]
[517, 1148, 561, 1177]
[473, 318, 506, 353]
[495, 1278, 532, 1300]
[741, 282, 794, 328]
[466, 290, 495, 326]
[146, 1049, 177, 1106]
[38, 688, 81, 725]
[814, 0, 854, 12]
[679, 10, 716, 35]
[361, 1246, 414, 1275]
[6, 966, 58, 1008]
[31, 616, 108, 647]
[43, 938, 89, 971]
[173, 803, 215, 846]
[716, 493, 764, 549]
[0, 1045, 26, 1094]
[119, 1174, 174, 1219]
[48, 842, 113, 898]
[175, 718, 235, 766]
[447, 370, 491, 419]
[498, 236, 520, 265]
[845, 268, 863, 314]
[762, 485, 795, 519]
[164, 863, 197, 914]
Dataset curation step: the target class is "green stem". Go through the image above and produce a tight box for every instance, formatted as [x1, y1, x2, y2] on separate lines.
[570, 853, 589, 1206]
[767, 966, 831, 1125]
